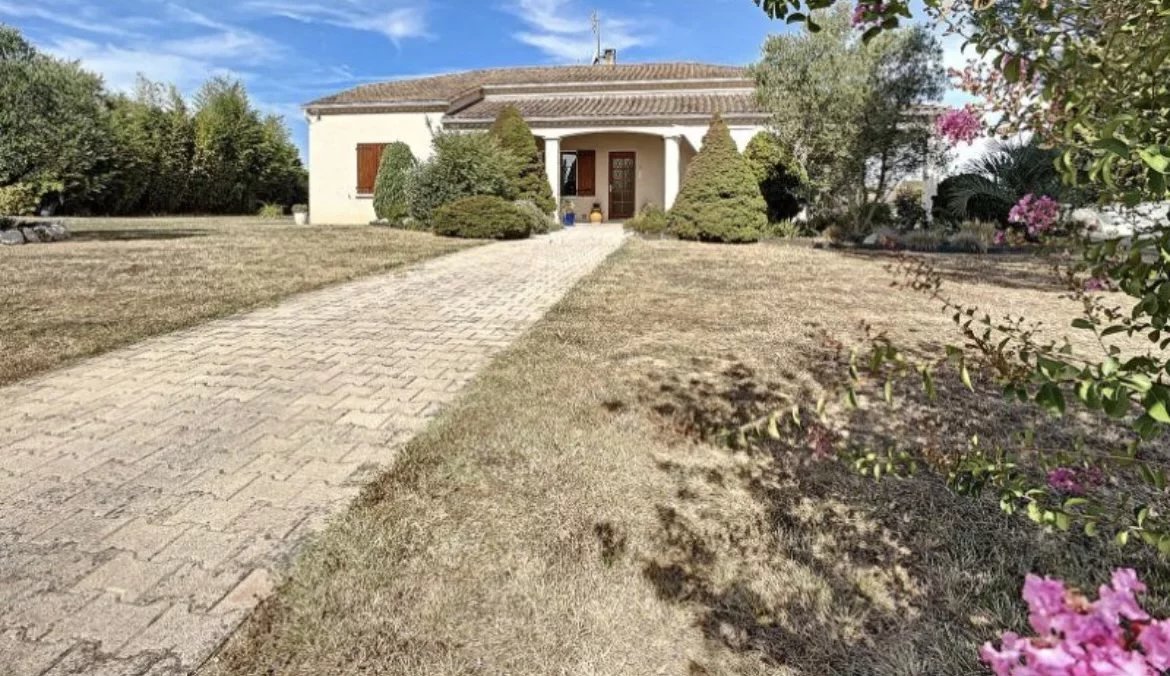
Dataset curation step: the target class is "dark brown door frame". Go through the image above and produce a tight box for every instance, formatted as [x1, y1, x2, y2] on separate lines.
[608, 151, 636, 220]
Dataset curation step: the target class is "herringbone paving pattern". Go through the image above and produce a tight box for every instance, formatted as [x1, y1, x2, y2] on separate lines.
[0, 225, 624, 675]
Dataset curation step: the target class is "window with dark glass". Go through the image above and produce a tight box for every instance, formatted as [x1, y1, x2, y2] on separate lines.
[559, 150, 595, 197]
[560, 152, 578, 197]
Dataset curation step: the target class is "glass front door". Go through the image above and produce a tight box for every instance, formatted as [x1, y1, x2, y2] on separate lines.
[608, 152, 636, 220]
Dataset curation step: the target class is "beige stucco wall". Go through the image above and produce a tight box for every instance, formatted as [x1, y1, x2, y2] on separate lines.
[307, 111, 439, 225]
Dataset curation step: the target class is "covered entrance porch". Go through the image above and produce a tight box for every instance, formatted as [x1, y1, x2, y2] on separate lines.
[537, 130, 697, 223]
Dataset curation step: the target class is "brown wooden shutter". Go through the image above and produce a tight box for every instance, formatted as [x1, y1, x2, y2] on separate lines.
[356, 143, 386, 195]
[576, 150, 596, 196]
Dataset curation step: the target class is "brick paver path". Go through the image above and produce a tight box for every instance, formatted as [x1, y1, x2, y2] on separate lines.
[0, 225, 624, 675]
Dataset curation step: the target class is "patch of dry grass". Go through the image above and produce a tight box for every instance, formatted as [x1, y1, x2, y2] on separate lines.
[0, 217, 475, 384]
[206, 239, 1168, 676]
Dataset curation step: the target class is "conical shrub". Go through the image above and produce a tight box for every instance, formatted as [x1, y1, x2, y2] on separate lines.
[490, 105, 556, 214]
[373, 142, 416, 223]
[668, 114, 766, 243]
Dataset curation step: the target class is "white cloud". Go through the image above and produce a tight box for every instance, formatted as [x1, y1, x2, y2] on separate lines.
[0, 0, 132, 37]
[239, 1, 430, 43]
[506, 0, 651, 63]
[43, 36, 243, 93]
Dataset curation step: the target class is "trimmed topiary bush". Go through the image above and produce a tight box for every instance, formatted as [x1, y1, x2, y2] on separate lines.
[432, 195, 531, 240]
[514, 199, 556, 234]
[406, 131, 518, 224]
[374, 142, 416, 224]
[625, 203, 669, 236]
[668, 114, 766, 243]
[490, 106, 556, 215]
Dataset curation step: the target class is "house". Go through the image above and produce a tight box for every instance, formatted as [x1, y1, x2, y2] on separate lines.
[303, 58, 770, 225]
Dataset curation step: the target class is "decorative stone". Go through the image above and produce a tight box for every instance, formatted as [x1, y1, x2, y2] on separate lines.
[0, 229, 24, 245]
[19, 227, 40, 243]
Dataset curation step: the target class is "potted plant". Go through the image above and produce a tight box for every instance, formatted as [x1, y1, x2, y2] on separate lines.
[589, 202, 604, 224]
[562, 200, 576, 227]
[292, 204, 309, 225]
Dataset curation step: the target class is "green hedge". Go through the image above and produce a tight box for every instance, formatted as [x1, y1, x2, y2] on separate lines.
[432, 195, 532, 240]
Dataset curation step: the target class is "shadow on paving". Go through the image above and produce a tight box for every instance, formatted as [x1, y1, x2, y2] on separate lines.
[70, 228, 211, 242]
[623, 354, 1170, 674]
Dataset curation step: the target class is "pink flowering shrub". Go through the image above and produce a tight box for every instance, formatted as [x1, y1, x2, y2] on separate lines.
[982, 570, 1170, 675]
[852, 1, 887, 27]
[936, 105, 982, 145]
[1009, 194, 1061, 236]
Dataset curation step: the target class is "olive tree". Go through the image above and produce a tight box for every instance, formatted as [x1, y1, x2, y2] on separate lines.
[753, 6, 945, 230]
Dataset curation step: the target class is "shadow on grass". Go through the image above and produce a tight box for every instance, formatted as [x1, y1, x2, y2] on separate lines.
[627, 355, 1169, 673]
[70, 229, 211, 242]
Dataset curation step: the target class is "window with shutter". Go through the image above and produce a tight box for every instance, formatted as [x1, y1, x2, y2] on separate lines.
[356, 143, 386, 196]
[576, 150, 596, 196]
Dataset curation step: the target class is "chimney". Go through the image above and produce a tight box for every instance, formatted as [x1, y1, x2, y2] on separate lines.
[601, 48, 617, 65]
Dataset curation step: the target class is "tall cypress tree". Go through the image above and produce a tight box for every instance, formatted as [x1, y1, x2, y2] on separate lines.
[489, 105, 556, 214]
[668, 114, 766, 243]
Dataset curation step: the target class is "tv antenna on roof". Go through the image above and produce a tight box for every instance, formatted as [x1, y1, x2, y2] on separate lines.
[591, 10, 601, 64]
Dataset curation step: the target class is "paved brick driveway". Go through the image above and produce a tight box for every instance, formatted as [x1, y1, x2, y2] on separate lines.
[0, 225, 625, 676]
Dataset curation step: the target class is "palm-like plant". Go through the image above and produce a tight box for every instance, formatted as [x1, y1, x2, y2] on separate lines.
[938, 140, 1084, 224]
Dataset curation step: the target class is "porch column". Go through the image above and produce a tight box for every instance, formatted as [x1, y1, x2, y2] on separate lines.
[664, 134, 681, 210]
[544, 136, 561, 213]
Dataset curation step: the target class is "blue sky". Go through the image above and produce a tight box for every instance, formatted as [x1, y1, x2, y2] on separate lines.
[2, 0, 974, 161]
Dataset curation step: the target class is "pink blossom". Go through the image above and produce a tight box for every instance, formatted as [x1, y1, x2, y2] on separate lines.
[1009, 194, 1062, 235]
[1084, 277, 1108, 292]
[994, 230, 1008, 246]
[1138, 620, 1170, 670]
[982, 569, 1167, 675]
[1096, 569, 1149, 625]
[936, 105, 982, 145]
[852, 1, 887, 27]
[1047, 467, 1084, 495]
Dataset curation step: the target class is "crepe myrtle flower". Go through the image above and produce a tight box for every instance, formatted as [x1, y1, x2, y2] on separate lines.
[982, 569, 1170, 674]
[936, 105, 982, 145]
[852, 1, 888, 27]
[1009, 194, 1061, 236]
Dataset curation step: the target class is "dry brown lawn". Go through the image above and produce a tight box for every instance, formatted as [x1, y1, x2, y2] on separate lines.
[206, 238, 1168, 676]
[0, 217, 475, 385]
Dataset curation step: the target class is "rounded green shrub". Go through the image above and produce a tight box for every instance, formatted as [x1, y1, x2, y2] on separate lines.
[514, 199, 555, 234]
[624, 203, 669, 236]
[406, 132, 518, 223]
[0, 183, 42, 216]
[490, 106, 556, 214]
[373, 142, 416, 224]
[668, 115, 766, 243]
[432, 195, 531, 240]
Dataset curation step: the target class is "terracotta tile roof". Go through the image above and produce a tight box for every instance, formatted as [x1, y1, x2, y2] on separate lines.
[444, 91, 764, 126]
[306, 62, 750, 107]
